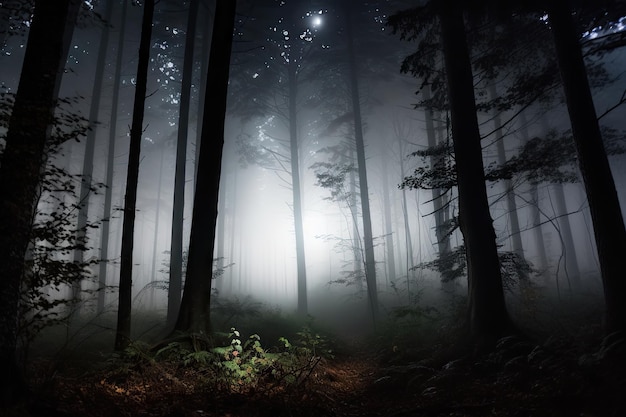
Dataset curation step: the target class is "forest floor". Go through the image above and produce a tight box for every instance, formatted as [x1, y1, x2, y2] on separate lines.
[9, 328, 626, 417]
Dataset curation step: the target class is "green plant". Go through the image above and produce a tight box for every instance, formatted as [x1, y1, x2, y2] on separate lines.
[208, 328, 275, 388]
[294, 325, 334, 358]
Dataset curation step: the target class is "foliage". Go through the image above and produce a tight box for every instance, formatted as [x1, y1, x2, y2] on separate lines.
[0, 92, 101, 347]
[413, 246, 537, 290]
[402, 126, 626, 191]
[157, 253, 234, 293]
[400, 142, 455, 190]
[412, 246, 467, 283]
[134, 324, 331, 393]
[486, 128, 625, 184]
[312, 161, 356, 202]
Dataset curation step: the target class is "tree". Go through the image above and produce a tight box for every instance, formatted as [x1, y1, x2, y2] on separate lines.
[167, 0, 200, 329]
[0, 0, 81, 404]
[73, 0, 115, 314]
[343, 1, 379, 323]
[115, 0, 156, 351]
[174, 0, 237, 333]
[435, 0, 513, 346]
[422, 84, 453, 285]
[548, 0, 626, 333]
[98, 0, 130, 314]
[229, 1, 330, 315]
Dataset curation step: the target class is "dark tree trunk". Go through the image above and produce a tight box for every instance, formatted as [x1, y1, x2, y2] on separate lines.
[381, 155, 396, 285]
[423, 85, 452, 285]
[168, 0, 200, 329]
[174, 0, 236, 333]
[115, 0, 155, 351]
[438, 2, 511, 347]
[73, 0, 114, 314]
[98, 0, 129, 314]
[549, 1, 626, 333]
[149, 148, 165, 309]
[345, 3, 378, 322]
[0, 0, 81, 404]
[194, 2, 213, 186]
[214, 168, 228, 294]
[396, 133, 415, 288]
[348, 147, 363, 283]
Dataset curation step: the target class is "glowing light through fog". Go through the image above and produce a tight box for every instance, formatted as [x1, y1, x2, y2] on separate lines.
[303, 210, 327, 236]
[312, 16, 322, 27]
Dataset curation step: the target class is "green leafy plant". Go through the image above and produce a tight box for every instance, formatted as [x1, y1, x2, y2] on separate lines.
[207, 328, 277, 388]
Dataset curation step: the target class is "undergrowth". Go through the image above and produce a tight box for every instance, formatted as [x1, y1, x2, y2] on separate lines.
[108, 324, 334, 395]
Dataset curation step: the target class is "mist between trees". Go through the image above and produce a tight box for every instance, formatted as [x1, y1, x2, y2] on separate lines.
[2, 0, 626, 411]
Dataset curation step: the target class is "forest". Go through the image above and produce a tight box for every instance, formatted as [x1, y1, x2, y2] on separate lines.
[1, 0, 626, 415]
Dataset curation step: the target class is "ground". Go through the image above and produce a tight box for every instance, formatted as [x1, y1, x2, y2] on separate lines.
[8, 331, 626, 417]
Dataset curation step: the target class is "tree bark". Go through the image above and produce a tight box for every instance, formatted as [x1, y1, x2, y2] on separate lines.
[168, 0, 200, 329]
[115, 0, 155, 351]
[439, 2, 511, 347]
[174, 0, 237, 333]
[72, 0, 115, 316]
[381, 155, 397, 285]
[0, 0, 81, 404]
[345, 3, 378, 322]
[549, 1, 626, 333]
[423, 85, 453, 285]
[98, 0, 129, 314]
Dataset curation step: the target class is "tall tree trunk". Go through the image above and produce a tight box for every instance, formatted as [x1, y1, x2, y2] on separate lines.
[381, 155, 396, 285]
[345, 3, 378, 322]
[0, 0, 81, 404]
[439, 2, 511, 347]
[214, 168, 227, 294]
[115, 0, 155, 351]
[98, 0, 128, 314]
[174, 0, 236, 333]
[397, 135, 415, 286]
[423, 84, 452, 284]
[149, 148, 165, 309]
[168, 0, 199, 329]
[288, 59, 308, 316]
[194, 2, 213, 186]
[348, 146, 362, 283]
[72, 0, 114, 314]
[549, 1, 626, 333]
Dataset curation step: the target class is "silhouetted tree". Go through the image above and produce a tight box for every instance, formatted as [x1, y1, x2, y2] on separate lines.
[548, 0, 626, 333]
[0, 0, 81, 404]
[116, 0, 156, 351]
[343, 1, 379, 322]
[98, 0, 129, 314]
[439, 1, 512, 346]
[174, 0, 237, 333]
[168, 0, 200, 329]
[73, 0, 115, 313]
[390, 1, 513, 346]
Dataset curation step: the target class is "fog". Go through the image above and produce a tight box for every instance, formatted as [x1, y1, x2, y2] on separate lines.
[3, 0, 626, 343]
